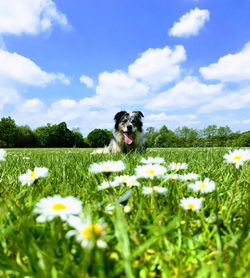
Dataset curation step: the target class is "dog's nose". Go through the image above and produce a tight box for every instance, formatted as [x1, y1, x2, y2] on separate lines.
[127, 125, 132, 131]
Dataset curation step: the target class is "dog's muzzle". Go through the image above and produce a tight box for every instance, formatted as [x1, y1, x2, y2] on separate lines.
[123, 132, 133, 145]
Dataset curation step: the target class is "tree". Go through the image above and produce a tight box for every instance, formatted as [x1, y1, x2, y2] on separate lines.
[72, 130, 89, 147]
[34, 125, 51, 147]
[154, 126, 179, 147]
[216, 126, 232, 138]
[87, 129, 112, 148]
[0, 117, 18, 147]
[145, 127, 158, 147]
[236, 131, 250, 147]
[16, 125, 36, 147]
[175, 126, 199, 147]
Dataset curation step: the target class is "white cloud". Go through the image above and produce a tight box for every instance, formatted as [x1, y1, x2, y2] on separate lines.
[200, 42, 250, 82]
[0, 87, 20, 110]
[146, 76, 223, 110]
[169, 7, 210, 38]
[80, 75, 94, 88]
[198, 86, 250, 113]
[0, 0, 68, 35]
[95, 71, 149, 106]
[128, 45, 186, 88]
[0, 49, 70, 86]
[15, 98, 45, 113]
[145, 112, 200, 129]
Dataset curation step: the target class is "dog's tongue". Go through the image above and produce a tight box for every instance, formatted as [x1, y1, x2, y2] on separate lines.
[124, 133, 133, 145]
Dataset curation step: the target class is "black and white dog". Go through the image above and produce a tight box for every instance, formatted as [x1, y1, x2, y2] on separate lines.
[108, 110, 146, 153]
[92, 111, 146, 154]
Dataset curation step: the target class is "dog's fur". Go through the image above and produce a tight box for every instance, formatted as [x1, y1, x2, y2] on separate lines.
[91, 111, 146, 154]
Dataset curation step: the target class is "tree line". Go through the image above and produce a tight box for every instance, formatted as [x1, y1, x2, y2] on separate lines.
[0, 116, 249, 148]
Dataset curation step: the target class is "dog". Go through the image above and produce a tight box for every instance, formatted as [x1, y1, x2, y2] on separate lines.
[91, 111, 146, 154]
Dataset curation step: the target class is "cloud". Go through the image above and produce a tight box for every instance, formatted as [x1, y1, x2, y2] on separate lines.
[0, 49, 70, 86]
[169, 7, 210, 38]
[80, 75, 94, 88]
[198, 86, 250, 113]
[15, 98, 45, 114]
[128, 45, 186, 88]
[0, 0, 68, 35]
[145, 112, 199, 124]
[200, 42, 250, 82]
[86, 70, 150, 107]
[146, 76, 223, 110]
[0, 87, 20, 111]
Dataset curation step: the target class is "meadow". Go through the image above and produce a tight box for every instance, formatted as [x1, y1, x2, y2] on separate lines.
[0, 148, 249, 278]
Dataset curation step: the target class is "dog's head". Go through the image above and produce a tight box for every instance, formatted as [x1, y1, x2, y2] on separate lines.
[114, 110, 144, 145]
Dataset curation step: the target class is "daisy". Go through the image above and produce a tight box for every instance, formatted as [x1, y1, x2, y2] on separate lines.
[135, 164, 166, 179]
[0, 149, 6, 161]
[224, 149, 250, 168]
[142, 186, 167, 195]
[163, 173, 180, 181]
[141, 157, 165, 165]
[188, 178, 216, 193]
[66, 216, 107, 249]
[97, 180, 120, 190]
[180, 173, 200, 182]
[89, 160, 125, 174]
[18, 167, 49, 186]
[180, 197, 203, 211]
[114, 175, 140, 187]
[169, 162, 188, 171]
[33, 195, 82, 222]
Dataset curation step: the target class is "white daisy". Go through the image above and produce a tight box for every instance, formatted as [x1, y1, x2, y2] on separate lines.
[163, 173, 180, 181]
[180, 173, 200, 182]
[113, 175, 140, 187]
[89, 160, 125, 173]
[180, 197, 203, 211]
[188, 178, 216, 193]
[224, 149, 250, 168]
[66, 216, 107, 249]
[34, 195, 82, 222]
[97, 180, 120, 190]
[169, 162, 188, 171]
[141, 157, 165, 165]
[142, 186, 167, 195]
[18, 167, 49, 186]
[0, 149, 6, 161]
[135, 164, 166, 179]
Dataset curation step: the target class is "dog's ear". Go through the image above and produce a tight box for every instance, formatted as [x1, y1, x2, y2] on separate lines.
[114, 111, 128, 121]
[132, 111, 144, 118]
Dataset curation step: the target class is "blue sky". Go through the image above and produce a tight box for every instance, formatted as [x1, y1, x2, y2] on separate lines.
[0, 0, 250, 135]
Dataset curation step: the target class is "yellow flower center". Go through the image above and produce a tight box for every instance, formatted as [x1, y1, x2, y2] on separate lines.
[187, 203, 195, 210]
[176, 163, 181, 169]
[29, 171, 36, 179]
[150, 188, 159, 193]
[51, 203, 67, 211]
[149, 169, 156, 175]
[103, 165, 111, 172]
[121, 177, 129, 183]
[198, 183, 207, 189]
[81, 224, 103, 240]
[233, 155, 242, 161]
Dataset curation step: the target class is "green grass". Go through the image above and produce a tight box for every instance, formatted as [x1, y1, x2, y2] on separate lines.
[0, 148, 249, 277]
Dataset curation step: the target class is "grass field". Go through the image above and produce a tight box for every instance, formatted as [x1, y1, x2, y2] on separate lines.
[0, 148, 249, 277]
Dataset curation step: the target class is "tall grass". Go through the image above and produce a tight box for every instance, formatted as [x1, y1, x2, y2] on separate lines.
[0, 148, 249, 277]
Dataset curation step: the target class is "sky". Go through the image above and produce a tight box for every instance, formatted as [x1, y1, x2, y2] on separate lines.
[0, 0, 250, 135]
